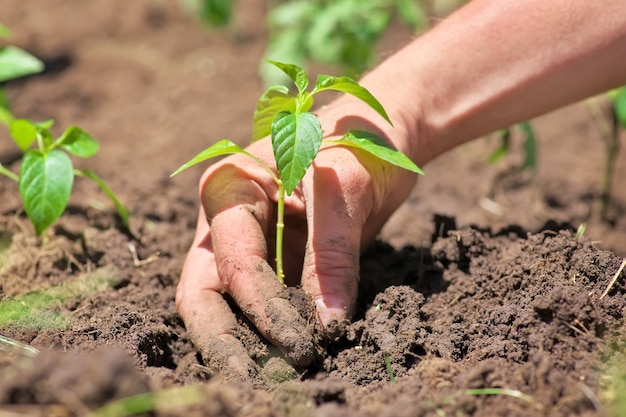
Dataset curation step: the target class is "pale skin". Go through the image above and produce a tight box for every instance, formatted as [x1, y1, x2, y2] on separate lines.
[177, 0, 626, 378]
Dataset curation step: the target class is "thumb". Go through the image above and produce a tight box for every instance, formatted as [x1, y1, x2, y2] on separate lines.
[300, 154, 374, 331]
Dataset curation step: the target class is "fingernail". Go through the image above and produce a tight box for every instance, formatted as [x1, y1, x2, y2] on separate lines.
[314, 296, 347, 327]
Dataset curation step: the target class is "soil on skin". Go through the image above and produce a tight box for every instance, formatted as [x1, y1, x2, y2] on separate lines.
[1, 1, 626, 416]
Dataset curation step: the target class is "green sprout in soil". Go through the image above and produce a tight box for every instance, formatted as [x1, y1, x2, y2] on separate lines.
[1, 119, 130, 236]
[172, 60, 422, 284]
[487, 121, 538, 175]
[0, 25, 129, 236]
[586, 86, 625, 220]
[384, 354, 396, 384]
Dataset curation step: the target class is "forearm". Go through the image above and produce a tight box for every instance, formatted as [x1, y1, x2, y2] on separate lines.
[356, 0, 626, 165]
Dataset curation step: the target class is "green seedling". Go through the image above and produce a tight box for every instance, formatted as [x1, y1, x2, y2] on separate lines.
[172, 60, 422, 284]
[487, 121, 537, 174]
[1, 119, 129, 236]
[0, 25, 128, 236]
[384, 354, 396, 383]
[586, 86, 625, 220]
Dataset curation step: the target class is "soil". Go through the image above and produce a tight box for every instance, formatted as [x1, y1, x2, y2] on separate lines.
[1, 1, 626, 416]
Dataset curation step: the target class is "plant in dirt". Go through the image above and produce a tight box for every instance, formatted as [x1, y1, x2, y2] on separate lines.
[172, 60, 422, 284]
[1, 118, 130, 236]
[487, 121, 538, 174]
[0, 25, 129, 236]
[585, 86, 625, 220]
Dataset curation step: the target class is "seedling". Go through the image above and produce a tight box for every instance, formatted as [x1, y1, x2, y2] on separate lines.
[172, 60, 422, 284]
[384, 354, 396, 383]
[1, 119, 130, 236]
[586, 86, 625, 220]
[0, 25, 128, 236]
[487, 121, 537, 174]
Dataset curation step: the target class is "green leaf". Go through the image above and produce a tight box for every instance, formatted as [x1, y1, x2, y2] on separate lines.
[519, 121, 537, 170]
[0, 88, 10, 111]
[0, 46, 44, 82]
[0, 107, 12, 126]
[200, 0, 232, 27]
[252, 85, 297, 141]
[19, 149, 74, 235]
[36, 119, 55, 130]
[486, 128, 511, 164]
[9, 118, 38, 151]
[170, 139, 246, 177]
[614, 86, 626, 128]
[331, 130, 423, 175]
[313, 75, 392, 125]
[271, 111, 322, 194]
[266, 60, 309, 93]
[57, 125, 100, 158]
[74, 169, 130, 229]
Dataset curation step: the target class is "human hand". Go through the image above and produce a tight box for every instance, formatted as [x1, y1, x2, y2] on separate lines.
[176, 100, 419, 381]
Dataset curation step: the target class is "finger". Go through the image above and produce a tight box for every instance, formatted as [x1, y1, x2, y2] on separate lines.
[202, 165, 315, 366]
[176, 210, 259, 382]
[300, 149, 374, 331]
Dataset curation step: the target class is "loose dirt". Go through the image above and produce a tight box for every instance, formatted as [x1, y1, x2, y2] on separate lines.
[1, 1, 625, 416]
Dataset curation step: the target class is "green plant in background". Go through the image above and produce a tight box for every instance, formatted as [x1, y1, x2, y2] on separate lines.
[261, 0, 428, 85]
[602, 86, 625, 219]
[586, 86, 625, 220]
[181, 0, 232, 27]
[0, 24, 44, 124]
[0, 25, 129, 236]
[487, 121, 538, 174]
[1, 119, 130, 235]
[185, 0, 468, 86]
[172, 60, 422, 284]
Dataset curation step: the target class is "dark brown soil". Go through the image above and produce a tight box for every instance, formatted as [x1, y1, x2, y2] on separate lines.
[1, 1, 626, 416]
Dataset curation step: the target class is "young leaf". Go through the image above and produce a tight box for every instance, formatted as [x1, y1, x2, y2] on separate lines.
[0, 46, 44, 82]
[486, 128, 511, 164]
[19, 149, 74, 235]
[74, 169, 130, 229]
[271, 111, 322, 194]
[266, 60, 309, 94]
[331, 130, 423, 175]
[170, 139, 246, 177]
[519, 121, 537, 170]
[9, 118, 38, 151]
[313, 75, 392, 125]
[252, 85, 297, 141]
[56, 125, 100, 158]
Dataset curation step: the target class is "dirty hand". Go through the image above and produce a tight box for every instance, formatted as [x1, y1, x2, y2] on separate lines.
[175, 100, 418, 380]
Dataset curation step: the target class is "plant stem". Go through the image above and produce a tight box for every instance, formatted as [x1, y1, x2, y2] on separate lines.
[276, 180, 285, 285]
[600, 108, 620, 220]
[0, 163, 18, 182]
